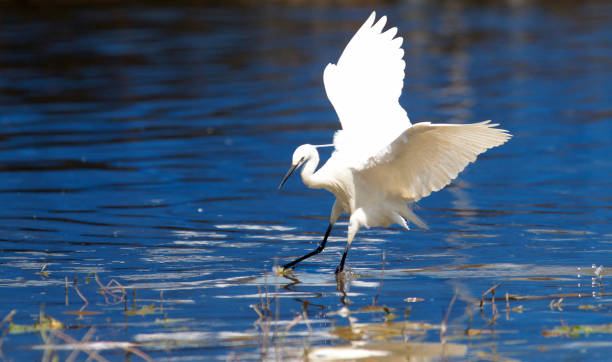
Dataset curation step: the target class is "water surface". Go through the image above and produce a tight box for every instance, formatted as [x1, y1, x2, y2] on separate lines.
[0, 1, 610, 360]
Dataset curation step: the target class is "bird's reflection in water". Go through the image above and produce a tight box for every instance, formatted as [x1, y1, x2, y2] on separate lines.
[277, 268, 373, 329]
[278, 267, 363, 307]
[270, 269, 472, 361]
[278, 271, 300, 291]
[335, 270, 358, 307]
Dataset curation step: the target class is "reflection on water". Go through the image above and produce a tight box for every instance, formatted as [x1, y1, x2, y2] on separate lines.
[0, 1, 611, 360]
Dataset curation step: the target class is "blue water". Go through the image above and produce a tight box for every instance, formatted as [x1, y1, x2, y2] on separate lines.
[0, 2, 610, 360]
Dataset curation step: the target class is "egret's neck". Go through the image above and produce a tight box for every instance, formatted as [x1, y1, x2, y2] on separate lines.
[300, 151, 323, 189]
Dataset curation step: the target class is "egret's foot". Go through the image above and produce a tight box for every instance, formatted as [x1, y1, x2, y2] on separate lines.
[276, 264, 296, 276]
[273, 265, 291, 276]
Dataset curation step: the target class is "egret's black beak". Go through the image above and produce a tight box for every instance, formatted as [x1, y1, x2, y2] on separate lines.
[278, 159, 303, 189]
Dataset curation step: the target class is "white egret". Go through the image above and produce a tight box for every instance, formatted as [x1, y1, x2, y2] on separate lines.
[278, 12, 511, 274]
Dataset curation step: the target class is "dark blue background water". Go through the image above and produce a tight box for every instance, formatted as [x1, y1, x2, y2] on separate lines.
[0, 1, 610, 360]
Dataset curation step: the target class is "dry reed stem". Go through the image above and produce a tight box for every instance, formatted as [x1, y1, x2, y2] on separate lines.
[441, 292, 457, 343]
[374, 250, 386, 306]
[480, 283, 500, 310]
[125, 346, 155, 362]
[65, 327, 95, 362]
[52, 329, 109, 362]
[72, 284, 88, 306]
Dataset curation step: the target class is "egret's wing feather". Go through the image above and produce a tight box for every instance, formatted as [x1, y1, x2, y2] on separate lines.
[324, 12, 409, 160]
[358, 121, 512, 202]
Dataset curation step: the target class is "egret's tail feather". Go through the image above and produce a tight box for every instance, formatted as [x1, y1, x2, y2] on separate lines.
[401, 208, 428, 230]
[391, 212, 410, 230]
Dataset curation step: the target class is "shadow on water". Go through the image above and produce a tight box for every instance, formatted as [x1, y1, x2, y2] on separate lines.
[0, 0, 611, 360]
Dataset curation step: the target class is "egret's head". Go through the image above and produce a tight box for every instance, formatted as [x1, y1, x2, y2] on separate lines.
[278, 144, 317, 189]
[291, 144, 317, 166]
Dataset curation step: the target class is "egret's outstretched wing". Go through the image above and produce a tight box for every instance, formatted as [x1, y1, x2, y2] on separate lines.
[358, 121, 512, 203]
[324, 11, 409, 157]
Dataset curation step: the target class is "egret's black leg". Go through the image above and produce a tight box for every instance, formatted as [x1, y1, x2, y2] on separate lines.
[282, 223, 333, 271]
[335, 244, 350, 274]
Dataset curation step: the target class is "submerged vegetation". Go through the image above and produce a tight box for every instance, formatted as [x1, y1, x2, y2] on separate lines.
[2, 264, 607, 360]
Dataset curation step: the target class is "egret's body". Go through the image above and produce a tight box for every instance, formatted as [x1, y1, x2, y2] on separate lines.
[278, 12, 511, 273]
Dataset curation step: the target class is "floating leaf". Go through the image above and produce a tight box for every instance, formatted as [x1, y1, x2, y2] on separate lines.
[542, 323, 612, 337]
[465, 329, 490, 336]
[125, 303, 159, 316]
[359, 305, 393, 314]
[9, 315, 63, 334]
[578, 305, 600, 311]
[332, 321, 438, 341]
[63, 310, 102, 316]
